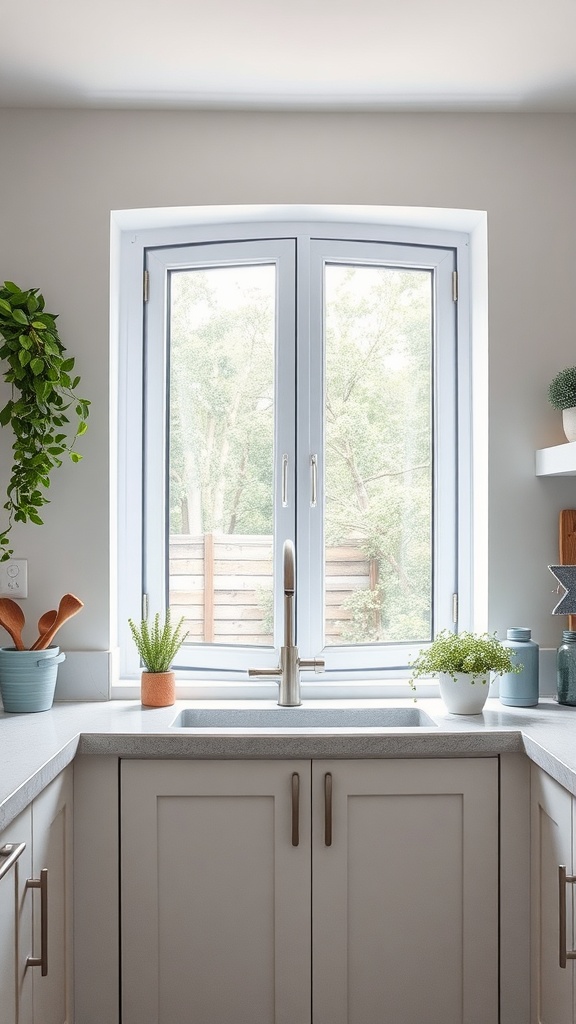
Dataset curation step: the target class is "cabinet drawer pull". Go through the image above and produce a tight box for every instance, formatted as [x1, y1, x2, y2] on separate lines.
[559, 865, 576, 968]
[0, 842, 26, 881]
[291, 772, 300, 846]
[324, 772, 333, 847]
[27, 868, 48, 976]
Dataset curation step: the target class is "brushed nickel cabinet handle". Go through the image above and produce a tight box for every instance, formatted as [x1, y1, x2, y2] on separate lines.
[324, 772, 333, 847]
[0, 842, 26, 881]
[27, 868, 48, 976]
[291, 772, 300, 846]
[559, 865, 576, 968]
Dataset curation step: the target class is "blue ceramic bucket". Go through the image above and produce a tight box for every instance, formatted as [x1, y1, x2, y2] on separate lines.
[0, 646, 66, 713]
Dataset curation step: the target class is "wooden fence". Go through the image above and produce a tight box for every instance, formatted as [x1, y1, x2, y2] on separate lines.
[169, 533, 376, 645]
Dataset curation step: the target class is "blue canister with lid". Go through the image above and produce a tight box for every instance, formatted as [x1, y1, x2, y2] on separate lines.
[499, 627, 539, 707]
[557, 630, 576, 706]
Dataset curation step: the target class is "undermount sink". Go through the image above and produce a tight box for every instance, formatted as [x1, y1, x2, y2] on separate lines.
[171, 706, 437, 729]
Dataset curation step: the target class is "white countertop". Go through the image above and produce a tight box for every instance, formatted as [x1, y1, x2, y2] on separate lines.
[2, 696, 576, 830]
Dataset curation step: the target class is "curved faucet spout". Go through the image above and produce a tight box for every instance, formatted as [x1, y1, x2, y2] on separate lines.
[248, 537, 324, 706]
[283, 539, 295, 595]
[283, 540, 295, 649]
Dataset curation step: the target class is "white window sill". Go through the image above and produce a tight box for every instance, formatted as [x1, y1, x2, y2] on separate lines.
[112, 678, 441, 701]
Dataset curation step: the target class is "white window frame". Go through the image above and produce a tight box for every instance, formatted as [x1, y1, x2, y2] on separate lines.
[114, 206, 476, 696]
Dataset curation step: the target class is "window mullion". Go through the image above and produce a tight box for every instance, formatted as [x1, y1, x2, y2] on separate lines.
[296, 236, 325, 660]
[274, 241, 298, 651]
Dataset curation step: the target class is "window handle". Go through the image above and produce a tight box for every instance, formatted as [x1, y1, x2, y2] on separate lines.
[282, 454, 289, 507]
[310, 454, 318, 508]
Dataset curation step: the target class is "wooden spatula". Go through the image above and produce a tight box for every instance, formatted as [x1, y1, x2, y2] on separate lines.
[0, 597, 25, 650]
[32, 594, 84, 650]
[559, 510, 576, 630]
[30, 609, 57, 651]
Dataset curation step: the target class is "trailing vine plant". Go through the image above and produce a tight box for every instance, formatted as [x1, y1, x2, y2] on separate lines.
[0, 281, 90, 561]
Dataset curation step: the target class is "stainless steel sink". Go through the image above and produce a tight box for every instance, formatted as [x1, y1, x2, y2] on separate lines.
[171, 706, 437, 729]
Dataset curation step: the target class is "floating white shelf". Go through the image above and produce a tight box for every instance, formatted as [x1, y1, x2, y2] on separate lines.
[535, 441, 576, 476]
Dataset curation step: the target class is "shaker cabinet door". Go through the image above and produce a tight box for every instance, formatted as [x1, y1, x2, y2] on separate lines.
[31, 765, 74, 1024]
[121, 759, 312, 1024]
[0, 765, 72, 1024]
[531, 764, 574, 1024]
[0, 806, 33, 1024]
[311, 758, 499, 1024]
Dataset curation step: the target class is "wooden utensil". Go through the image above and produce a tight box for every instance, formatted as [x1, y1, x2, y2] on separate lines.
[558, 510, 576, 630]
[30, 609, 58, 651]
[0, 597, 26, 650]
[33, 594, 84, 651]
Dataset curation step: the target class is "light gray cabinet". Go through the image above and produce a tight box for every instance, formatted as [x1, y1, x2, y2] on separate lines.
[531, 764, 575, 1023]
[121, 757, 499, 1024]
[0, 766, 74, 1024]
[0, 804, 33, 1023]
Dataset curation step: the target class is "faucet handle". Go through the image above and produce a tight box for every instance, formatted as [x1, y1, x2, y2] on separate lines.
[299, 657, 325, 674]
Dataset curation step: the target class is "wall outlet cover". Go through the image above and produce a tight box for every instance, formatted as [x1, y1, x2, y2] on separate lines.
[0, 559, 28, 598]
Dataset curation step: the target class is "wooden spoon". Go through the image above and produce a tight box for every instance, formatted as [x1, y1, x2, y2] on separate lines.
[0, 597, 26, 650]
[33, 594, 84, 651]
[30, 609, 58, 652]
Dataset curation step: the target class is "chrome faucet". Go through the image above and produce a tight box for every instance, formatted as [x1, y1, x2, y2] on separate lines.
[248, 540, 325, 706]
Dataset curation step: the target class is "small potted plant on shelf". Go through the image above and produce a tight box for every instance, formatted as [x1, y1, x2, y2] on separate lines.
[128, 609, 189, 707]
[548, 366, 576, 442]
[409, 630, 521, 715]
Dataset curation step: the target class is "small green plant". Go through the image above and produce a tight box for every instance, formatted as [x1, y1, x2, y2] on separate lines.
[549, 366, 576, 411]
[128, 610, 189, 673]
[409, 629, 521, 691]
[0, 281, 90, 561]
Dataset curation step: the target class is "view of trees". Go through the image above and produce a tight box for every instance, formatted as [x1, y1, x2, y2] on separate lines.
[168, 259, 432, 646]
[324, 264, 432, 643]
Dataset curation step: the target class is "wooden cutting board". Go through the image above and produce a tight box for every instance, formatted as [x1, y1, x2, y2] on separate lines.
[559, 510, 576, 630]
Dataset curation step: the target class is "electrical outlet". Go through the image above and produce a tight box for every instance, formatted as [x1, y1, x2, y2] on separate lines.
[0, 559, 28, 598]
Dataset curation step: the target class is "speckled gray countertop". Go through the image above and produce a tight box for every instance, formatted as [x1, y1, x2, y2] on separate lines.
[2, 696, 576, 830]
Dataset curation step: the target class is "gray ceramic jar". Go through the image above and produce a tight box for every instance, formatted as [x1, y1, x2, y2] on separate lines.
[499, 627, 539, 707]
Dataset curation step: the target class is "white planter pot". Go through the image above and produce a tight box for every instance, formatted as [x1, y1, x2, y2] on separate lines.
[438, 672, 491, 715]
[562, 406, 576, 442]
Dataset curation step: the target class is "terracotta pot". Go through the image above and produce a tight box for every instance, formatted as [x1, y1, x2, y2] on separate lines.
[141, 670, 175, 707]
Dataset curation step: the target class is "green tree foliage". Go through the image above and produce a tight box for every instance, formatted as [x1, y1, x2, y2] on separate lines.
[168, 262, 433, 645]
[169, 267, 274, 536]
[324, 266, 432, 643]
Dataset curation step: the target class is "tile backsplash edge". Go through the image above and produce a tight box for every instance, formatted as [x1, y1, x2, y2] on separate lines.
[55, 650, 116, 701]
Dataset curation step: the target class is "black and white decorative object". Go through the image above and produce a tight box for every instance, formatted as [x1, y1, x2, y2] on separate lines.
[549, 565, 576, 614]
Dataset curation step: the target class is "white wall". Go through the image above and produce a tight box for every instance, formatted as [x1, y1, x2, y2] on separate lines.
[0, 109, 574, 671]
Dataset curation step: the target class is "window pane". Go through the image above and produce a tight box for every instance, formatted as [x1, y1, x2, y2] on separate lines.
[168, 264, 276, 646]
[324, 263, 433, 647]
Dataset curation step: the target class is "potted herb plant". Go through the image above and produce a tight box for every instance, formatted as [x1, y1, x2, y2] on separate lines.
[0, 281, 90, 561]
[548, 366, 576, 441]
[128, 609, 189, 707]
[409, 630, 521, 714]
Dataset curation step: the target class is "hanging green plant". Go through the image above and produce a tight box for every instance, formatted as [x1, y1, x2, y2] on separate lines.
[0, 281, 90, 562]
